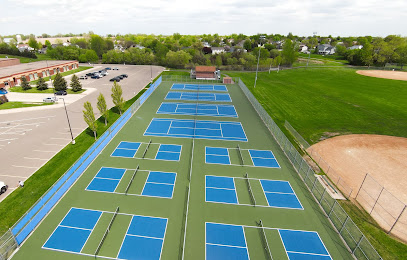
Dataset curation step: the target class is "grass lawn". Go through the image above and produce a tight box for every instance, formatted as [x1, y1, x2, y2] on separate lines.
[9, 86, 86, 94]
[0, 89, 146, 235]
[339, 201, 407, 260]
[0, 102, 53, 110]
[227, 68, 407, 143]
[0, 54, 56, 63]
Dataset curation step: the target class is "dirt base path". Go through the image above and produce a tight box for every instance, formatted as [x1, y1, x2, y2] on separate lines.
[357, 70, 407, 81]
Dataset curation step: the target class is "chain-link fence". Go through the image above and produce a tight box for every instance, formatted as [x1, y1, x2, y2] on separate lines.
[238, 78, 381, 259]
[356, 174, 407, 242]
[0, 230, 17, 260]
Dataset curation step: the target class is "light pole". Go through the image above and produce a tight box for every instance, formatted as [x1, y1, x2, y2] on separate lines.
[59, 97, 75, 145]
[150, 65, 153, 83]
[254, 35, 266, 88]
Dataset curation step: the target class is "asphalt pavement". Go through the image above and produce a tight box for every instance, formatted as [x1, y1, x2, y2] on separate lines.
[0, 64, 164, 201]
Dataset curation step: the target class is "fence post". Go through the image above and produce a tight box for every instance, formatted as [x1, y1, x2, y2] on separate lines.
[370, 187, 384, 214]
[355, 173, 369, 199]
[388, 205, 407, 234]
[320, 188, 327, 203]
[311, 177, 318, 192]
[352, 236, 364, 254]
[328, 201, 336, 217]
[340, 216, 349, 233]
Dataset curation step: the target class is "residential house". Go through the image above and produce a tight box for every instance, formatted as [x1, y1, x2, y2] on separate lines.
[317, 44, 336, 55]
[211, 47, 226, 55]
[347, 45, 363, 50]
[298, 44, 308, 53]
[17, 44, 34, 52]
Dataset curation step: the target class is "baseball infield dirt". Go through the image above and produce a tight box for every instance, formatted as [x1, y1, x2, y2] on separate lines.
[357, 70, 407, 81]
[308, 134, 407, 203]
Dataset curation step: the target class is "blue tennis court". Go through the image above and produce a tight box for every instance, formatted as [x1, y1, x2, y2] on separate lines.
[249, 149, 280, 168]
[43, 208, 101, 253]
[260, 180, 303, 210]
[111, 141, 141, 158]
[206, 176, 238, 204]
[144, 118, 247, 142]
[157, 102, 238, 118]
[155, 144, 182, 161]
[205, 147, 230, 165]
[165, 92, 232, 102]
[206, 222, 249, 260]
[279, 229, 332, 259]
[142, 171, 177, 199]
[118, 215, 167, 260]
[86, 167, 126, 193]
[171, 83, 227, 92]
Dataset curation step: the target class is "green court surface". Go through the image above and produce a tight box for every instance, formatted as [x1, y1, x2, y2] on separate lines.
[12, 81, 353, 260]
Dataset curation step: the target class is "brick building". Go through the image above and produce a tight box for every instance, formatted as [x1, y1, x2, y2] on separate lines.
[192, 66, 221, 80]
[0, 60, 79, 89]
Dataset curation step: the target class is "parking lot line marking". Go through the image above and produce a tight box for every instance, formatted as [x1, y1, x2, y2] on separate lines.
[0, 174, 28, 178]
[0, 138, 18, 142]
[12, 165, 39, 169]
[24, 157, 49, 161]
[0, 116, 55, 125]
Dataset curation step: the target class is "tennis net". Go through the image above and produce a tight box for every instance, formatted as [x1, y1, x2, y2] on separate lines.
[142, 139, 152, 159]
[95, 207, 119, 256]
[237, 144, 245, 166]
[244, 173, 256, 206]
[257, 219, 273, 260]
[125, 165, 139, 195]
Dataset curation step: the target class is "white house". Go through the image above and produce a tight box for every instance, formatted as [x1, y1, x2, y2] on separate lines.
[298, 44, 308, 53]
[211, 47, 226, 55]
[348, 45, 363, 50]
[317, 44, 336, 55]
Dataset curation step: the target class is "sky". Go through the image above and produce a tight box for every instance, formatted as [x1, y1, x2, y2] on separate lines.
[0, 0, 406, 37]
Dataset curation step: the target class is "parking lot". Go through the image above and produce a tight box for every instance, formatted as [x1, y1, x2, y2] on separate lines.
[0, 64, 164, 201]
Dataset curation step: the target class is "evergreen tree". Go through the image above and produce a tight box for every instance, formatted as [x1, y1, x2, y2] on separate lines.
[53, 72, 67, 91]
[70, 74, 82, 92]
[21, 76, 31, 91]
[97, 93, 108, 125]
[83, 101, 98, 140]
[36, 76, 48, 90]
[111, 81, 125, 115]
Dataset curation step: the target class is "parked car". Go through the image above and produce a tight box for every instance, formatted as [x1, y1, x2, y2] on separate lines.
[100, 71, 108, 76]
[0, 88, 7, 94]
[105, 67, 111, 70]
[109, 77, 121, 82]
[112, 67, 119, 70]
[120, 74, 128, 78]
[116, 75, 124, 79]
[55, 90, 67, 95]
[79, 75, 88, 80]
[91, 74, 101, 79]
[0, 181, 8, 195]
[86, 72, 94, 76]
[43, 97, 57, 103]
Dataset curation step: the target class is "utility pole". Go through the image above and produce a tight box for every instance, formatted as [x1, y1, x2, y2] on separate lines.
[254, 35, 266, 88]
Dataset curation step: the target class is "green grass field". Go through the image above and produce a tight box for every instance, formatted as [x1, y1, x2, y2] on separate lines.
[0, 102, 53, 110]
[227, 68, 407, 143]
[11, 79, 353, 260]
[9, 86, 86, 94]
[0, 54, 56, 63]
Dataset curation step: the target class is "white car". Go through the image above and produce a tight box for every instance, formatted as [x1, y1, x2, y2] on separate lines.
[112, 67, 119, 70]
[0, 181, 8, 195]
[43, 97, 57, 103]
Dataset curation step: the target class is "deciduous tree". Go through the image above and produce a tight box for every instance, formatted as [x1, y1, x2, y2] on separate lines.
[83, 102, 98, 140]
[97, 93, 108, 125]
[111, 81, 125, 115]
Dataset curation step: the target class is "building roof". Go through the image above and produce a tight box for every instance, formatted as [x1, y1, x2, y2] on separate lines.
[0, 60, 77, 79]
[195, 66, 216, 73]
